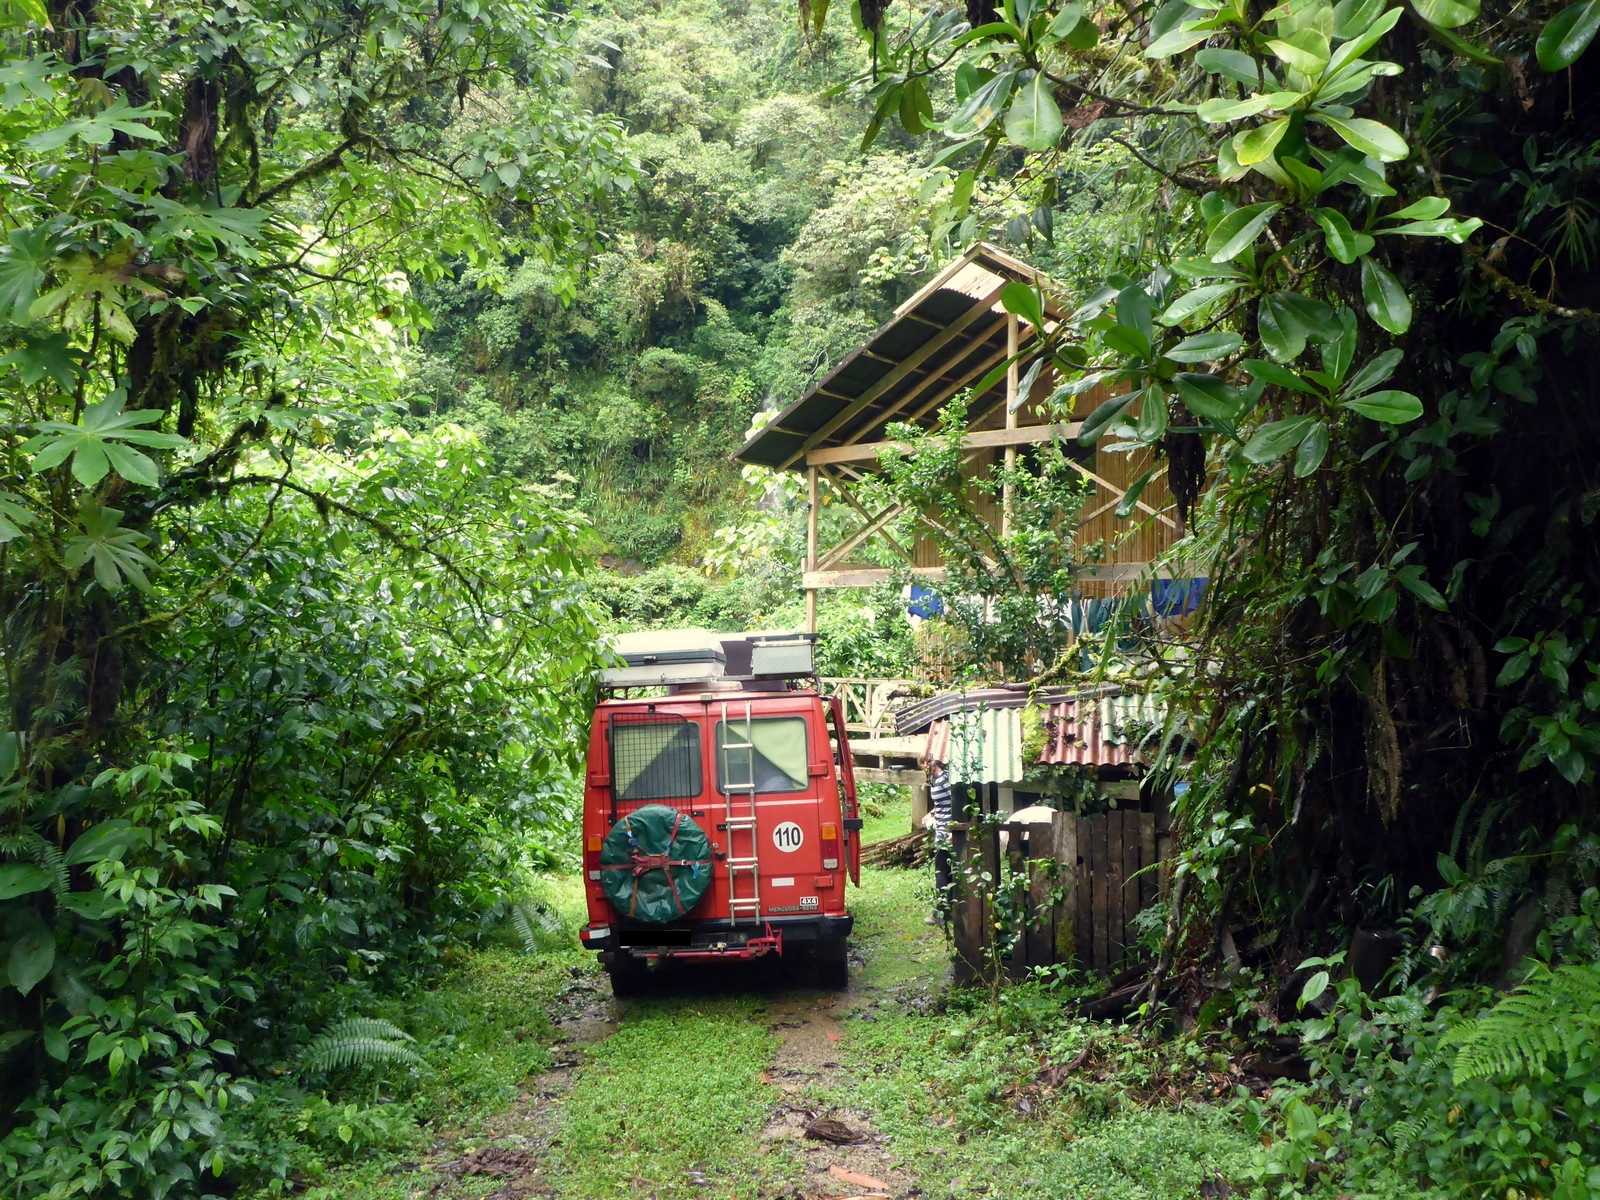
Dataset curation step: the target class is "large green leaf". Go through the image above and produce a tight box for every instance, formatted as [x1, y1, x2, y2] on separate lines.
[1317, 114, 1409, 162]
[0, 863, 51, 900]
[1381, 216, 1484, 242]
[0, 331, 81, 392]
[0, 491, 33, 543]
[1206, 202, 1283, 263]
[63, 819, 141, 867]
[24, 393, 186, 487]
[1005, 70, 1063, 151]
[1243, 358, 1320, 395]
[1327, 3, 1404, 70]
[0, 226, 53, 325]
[1360, 258, 1412, 333]
[0, 0, 50, 28]
[946, 70, 1015, 136]
[1341, 347, 1404, 396]
[1234, 117, 1290, 165]
[1387, 196, 1450, 220]
[1267, 30, 1331, 74]
[22, 97, 168, 152]
[1174, 373, 1249, 422]
[6, 910, 54, 996]
[1145, 17, 1210, 58]
[1312, 208, 1375, 263]
[1166, 332, 1243, 363]
[1077, 390, 1137, 443]
[1243, 415, 1316, 463]
[1160, 283, 1242, 324]
[1536, 0, 1600, 69]
[1258, 292, 1332, 362]
[62, 504, 155, 592]
[1294, 420, 1330, 476]
[1049, 2, 1099, 48]
[999, 280, 1046, 330]
[1409, 0, 1478, 28]
[1197, 95, 1278, 124]
[1343, 388, 1423, 422]
[1195, 48, 1259, 86]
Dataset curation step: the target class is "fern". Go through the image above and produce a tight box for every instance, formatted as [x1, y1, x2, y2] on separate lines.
[301, 1017, 425, 1077]
[1441, 961, 1600, 1084]
[1387, 1116, 1424, 1153]
[509, 903, 540, 954]
[33, 839, 67, 898]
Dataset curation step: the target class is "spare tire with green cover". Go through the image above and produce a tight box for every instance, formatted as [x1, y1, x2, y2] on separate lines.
[599, 804, 714, 922]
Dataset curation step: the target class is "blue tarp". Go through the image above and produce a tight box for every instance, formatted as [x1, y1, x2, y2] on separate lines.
[1151, 577, 1207, 617]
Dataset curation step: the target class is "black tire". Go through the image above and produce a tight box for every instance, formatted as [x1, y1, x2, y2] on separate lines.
[811, 938, 850, 990]
[605, 955, 650, 998]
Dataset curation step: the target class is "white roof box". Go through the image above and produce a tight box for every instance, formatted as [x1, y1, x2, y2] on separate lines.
[599, 629, 726, 687]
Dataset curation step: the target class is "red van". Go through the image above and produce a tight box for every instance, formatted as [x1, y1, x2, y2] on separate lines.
[578, 633, 861, 993]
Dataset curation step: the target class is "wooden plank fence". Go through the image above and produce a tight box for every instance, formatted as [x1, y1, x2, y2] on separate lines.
[950, 799, 1171, 982]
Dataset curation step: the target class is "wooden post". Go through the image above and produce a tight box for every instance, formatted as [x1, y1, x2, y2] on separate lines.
[1056, 811, 1078, 965]
[980, 820, 1000, 980]
[1121, 809, 1141, 961]
[805, 464, 819, 634]
[1002, 313, 1019, 537]
[1025, 819, 1055, 969]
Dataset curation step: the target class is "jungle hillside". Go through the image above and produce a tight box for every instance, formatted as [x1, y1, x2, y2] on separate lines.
[3, 0, 1600, 1198]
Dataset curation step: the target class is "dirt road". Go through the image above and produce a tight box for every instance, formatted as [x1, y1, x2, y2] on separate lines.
[400, 867, 945, 1199]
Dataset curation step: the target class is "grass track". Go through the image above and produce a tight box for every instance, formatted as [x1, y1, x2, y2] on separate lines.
[286, 792, 1255, 1199]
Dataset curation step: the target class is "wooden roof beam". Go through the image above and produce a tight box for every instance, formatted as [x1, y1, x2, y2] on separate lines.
[830, 316, 1013, 448]
[804, 566, 947, 589]
[805, 421, 1084, 467]
[778, 280, 1011, 469]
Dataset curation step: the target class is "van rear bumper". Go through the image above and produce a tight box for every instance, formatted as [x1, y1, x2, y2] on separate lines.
[581, 914, 852, 962]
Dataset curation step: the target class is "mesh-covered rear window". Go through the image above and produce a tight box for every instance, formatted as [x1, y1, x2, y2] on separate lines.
[610, 713, 702, 802]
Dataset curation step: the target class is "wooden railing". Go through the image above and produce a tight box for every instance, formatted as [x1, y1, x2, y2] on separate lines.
[819, 677, 915, 738]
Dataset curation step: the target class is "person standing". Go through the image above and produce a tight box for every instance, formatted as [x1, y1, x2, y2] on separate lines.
[922, 764, 954, 925]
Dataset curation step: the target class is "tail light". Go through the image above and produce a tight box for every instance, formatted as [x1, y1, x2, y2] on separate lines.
[586, 835, 602, 881]
[821, 822, 839, 870]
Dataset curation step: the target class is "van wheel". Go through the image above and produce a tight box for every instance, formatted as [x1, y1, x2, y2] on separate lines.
[812, 938, 849, 990]
[606, 956, 649, 998]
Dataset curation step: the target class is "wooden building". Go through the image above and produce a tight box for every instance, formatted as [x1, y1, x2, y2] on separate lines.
[733, 243, 1183, 632]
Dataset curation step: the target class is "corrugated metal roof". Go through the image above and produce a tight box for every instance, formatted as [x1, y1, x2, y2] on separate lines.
[733, 244, 1067, 471]
[920, 687, 1171, 775]
[925, 708, 1025, 785]
[893, 683, 1119, 737]
[1039, 692, 1169, 767]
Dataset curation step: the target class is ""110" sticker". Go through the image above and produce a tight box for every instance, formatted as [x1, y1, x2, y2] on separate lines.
[772, 821, 804, 852]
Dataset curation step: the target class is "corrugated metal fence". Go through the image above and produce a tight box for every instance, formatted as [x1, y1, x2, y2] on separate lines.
[949, 799, 1173, 981]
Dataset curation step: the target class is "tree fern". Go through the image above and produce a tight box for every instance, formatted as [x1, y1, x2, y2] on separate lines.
[1441, 961, 1600, 1084]
[300, 1017, 425, 1077]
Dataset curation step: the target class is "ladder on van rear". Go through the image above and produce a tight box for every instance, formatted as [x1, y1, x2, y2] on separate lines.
[719, 701, 761, 923]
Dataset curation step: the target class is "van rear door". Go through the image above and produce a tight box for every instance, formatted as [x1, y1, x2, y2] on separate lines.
[828, 695, 861, 887]
[712, 704, 830, 915]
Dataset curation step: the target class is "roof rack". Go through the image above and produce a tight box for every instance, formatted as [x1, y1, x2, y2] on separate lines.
[598, 630, 819, 689]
